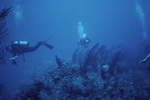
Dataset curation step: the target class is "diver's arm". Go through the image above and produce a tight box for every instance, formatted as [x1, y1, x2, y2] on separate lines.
[140, 54, 150, 64]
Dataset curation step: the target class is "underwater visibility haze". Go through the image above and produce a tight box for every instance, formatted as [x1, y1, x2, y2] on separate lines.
[0, 0, 150, 99]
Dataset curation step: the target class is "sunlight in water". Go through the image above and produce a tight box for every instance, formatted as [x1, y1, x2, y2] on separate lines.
[13, 0, 23, 26]
[14, 5, 23, 20]
[135, 3, 147, 40]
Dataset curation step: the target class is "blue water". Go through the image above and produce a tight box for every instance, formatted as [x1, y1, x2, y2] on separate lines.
[0, 0, 150, 99]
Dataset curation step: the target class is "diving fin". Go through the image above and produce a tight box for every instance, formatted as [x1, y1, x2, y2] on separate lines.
[43, 43, 54, 50]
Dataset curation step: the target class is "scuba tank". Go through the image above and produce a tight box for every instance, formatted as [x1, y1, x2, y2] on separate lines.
[13, 41, 30, 47]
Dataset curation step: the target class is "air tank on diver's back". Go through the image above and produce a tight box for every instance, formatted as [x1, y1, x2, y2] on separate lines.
[13, 41, 30, 47]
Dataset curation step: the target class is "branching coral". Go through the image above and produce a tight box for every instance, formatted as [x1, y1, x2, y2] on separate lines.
[82, 43, 104, 68]
[0, 7, 12, 65]
[0, 46, 6, 65]
[0, 7, 12, 43]
[72, 43, 108, 75]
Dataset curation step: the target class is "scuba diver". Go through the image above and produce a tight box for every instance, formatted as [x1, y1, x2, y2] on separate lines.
[77, 21, 90, 48]
[6, 40, 54, 65]
[78, 33, 90, 48]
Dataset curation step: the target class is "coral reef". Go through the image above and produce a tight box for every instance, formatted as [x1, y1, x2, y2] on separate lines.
[11, 43, 150, 100]
[0, 84, 3, 95]
[0, 46, 6, 65]
[55, 55, 66, 68]
[0, 7, 12, 65]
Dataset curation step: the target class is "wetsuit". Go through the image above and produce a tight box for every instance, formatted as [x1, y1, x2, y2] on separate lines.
[7, 41, 53, 65]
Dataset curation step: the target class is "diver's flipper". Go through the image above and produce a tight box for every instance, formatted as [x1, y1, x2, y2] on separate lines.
[43, 43, 54, 50]
[41, 39, 49, 43]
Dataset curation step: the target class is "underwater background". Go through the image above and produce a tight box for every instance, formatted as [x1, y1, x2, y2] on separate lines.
[1, 0, 150, 99]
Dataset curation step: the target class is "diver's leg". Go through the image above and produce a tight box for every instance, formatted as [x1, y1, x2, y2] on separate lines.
[24, 42, 42, 52]
[24, 42, 53, 53]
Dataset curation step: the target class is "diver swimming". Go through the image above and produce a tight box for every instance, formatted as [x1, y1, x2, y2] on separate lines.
[6, 40, 54, 65]
[77, 21, 91, 48]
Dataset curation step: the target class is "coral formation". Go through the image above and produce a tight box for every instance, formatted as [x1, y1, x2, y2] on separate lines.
[0, 7, 12, 65]
[11, 43, 150, 100]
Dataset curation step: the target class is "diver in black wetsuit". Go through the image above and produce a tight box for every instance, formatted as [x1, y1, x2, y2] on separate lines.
[6, 40, 53, 65]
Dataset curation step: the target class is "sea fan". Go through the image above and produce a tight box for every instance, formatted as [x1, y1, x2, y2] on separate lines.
[0, 46, 6, 65]
[72, 43, 108, 75]
[0, 7, 12, 65]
